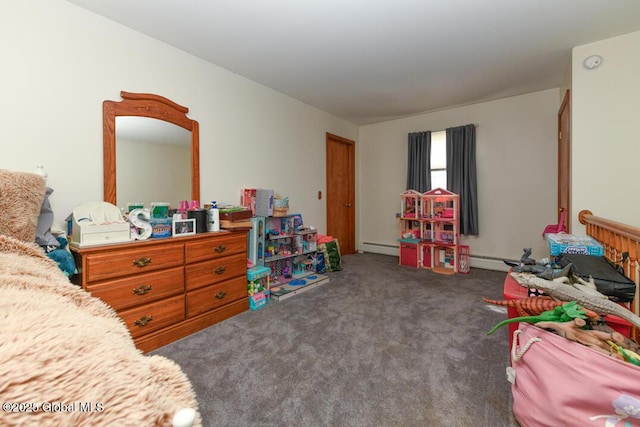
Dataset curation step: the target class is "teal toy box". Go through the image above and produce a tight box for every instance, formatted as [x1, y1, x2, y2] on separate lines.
[546, 233, 603, 256]
[247, 266, 271, 282]
[248, 266, 270, 310]
[249, 290, 269, 311]
[150, 218, 172, 238]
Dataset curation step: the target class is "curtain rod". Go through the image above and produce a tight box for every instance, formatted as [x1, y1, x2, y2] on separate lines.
[440, 123, 479, 130]
[412, 123, 479, 133]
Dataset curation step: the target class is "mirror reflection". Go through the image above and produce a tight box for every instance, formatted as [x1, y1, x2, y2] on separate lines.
[115, 117, 191, 209]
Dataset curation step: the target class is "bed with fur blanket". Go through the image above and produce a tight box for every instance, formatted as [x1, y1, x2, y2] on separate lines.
[0, 169, 201, 426]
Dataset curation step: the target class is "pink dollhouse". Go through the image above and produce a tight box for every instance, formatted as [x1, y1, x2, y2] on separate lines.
[399, 188, 468, 274]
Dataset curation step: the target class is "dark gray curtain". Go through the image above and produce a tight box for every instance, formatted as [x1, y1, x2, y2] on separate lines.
[406, 131, 431, 192]
[446, 124, 479, 235]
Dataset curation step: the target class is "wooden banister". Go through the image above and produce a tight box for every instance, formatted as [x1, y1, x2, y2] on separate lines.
[578, 209, 640, 340]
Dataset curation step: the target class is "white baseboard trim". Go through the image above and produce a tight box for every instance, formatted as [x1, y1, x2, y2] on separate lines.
[470, 256, 510, 272]
[358, 242, 510, 272]
[359, 242, 399, 257]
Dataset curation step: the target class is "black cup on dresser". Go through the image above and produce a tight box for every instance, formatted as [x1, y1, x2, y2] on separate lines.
[188, 209, 208, 233]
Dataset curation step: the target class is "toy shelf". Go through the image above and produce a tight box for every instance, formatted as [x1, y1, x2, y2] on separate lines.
[269, 234, 294, 239]
[247, 213, 330, 303]
[251, 214, 329, 288]
[266, 256, 317, 285]
[264, 253, 295, 262]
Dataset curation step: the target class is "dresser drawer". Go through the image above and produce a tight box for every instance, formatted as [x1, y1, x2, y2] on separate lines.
[186, 276, 247, 317]
[185, 232, 246, 264]
[84, 244, 184, 282]
[119, 295, 185, 339]
[185, 252, 247, 291]
[86, 267, 184, 311]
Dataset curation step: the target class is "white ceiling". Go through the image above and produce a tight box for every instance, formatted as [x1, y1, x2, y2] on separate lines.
[67, 0, 640, 125]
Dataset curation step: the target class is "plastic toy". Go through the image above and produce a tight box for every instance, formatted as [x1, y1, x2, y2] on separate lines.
[486, 300, 588, 335]
[542, 207, 567, 238]
[247, 266, 271, 296]
[266, 244, 275, 257]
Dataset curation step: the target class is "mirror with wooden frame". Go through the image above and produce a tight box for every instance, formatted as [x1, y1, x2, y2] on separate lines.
[103, 91, 200, 209]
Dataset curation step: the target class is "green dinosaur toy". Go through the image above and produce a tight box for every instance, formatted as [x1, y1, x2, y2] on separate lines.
[486, 300, 588, 335]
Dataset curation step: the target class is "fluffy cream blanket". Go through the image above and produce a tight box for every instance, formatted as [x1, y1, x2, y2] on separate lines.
[0, 235, 201, 426]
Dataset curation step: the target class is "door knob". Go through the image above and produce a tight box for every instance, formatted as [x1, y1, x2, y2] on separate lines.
[345, 203, 352, 207]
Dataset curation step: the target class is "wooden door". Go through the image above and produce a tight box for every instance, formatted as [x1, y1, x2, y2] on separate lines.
[326, 133, 355, 254]
[558, 89, 571, 231]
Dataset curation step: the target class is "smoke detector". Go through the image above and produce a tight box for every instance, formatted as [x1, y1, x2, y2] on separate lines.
[583, 55, 602, 70]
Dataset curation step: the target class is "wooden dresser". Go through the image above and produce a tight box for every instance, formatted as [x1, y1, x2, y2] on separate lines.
[71, 231, 248, 352]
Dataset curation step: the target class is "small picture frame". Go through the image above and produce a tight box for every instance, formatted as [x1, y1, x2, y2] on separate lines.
[173, 218, 196, 236]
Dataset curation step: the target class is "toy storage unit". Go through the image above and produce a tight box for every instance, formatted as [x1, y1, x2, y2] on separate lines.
[398, 188, 466, 274]
[257, 214, 329, 301]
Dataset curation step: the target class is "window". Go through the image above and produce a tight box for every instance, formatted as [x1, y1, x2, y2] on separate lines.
[430, 130, 446, 189]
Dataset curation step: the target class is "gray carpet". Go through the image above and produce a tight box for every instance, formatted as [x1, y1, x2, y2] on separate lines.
[152, 253, 519, 427]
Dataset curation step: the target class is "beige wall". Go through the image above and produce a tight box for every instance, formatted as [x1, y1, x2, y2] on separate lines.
[358, 89, 560, 268]
[559, 57, 572, 104]
[571, 31, 640, 232]
[3, 1, 637, 269]
[0, 0, 357, 232]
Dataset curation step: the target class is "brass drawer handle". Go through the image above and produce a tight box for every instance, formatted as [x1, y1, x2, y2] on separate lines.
[214, 245, 227, 253]
[214, 266, 226, 275]
[215, 291, 226, 299]
[132, 285, 152, 295]
[134, 315, 153, 327]
[132, 257, 152, 267]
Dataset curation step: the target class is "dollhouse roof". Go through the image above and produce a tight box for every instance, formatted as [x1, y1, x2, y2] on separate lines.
[400, 189, 423, 197]
[423, 187, 456, 196]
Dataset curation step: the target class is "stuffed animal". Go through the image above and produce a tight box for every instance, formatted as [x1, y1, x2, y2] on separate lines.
[45, 236, 76, 277]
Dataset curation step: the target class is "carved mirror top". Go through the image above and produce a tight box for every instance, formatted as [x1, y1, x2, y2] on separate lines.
[103, 91, 200, 206]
